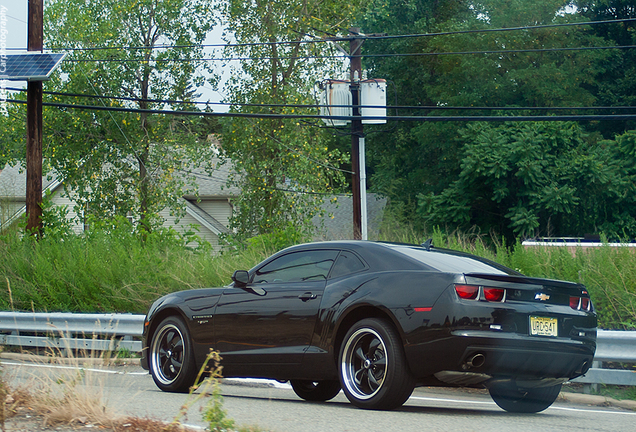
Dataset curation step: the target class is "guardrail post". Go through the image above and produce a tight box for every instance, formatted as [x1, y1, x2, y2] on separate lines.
[583, 361, 601, 394]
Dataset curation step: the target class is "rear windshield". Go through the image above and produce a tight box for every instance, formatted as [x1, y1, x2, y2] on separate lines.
[394, 246, 516, 275]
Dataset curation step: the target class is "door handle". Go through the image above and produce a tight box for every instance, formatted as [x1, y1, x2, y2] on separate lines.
[298, 292, 318, 301]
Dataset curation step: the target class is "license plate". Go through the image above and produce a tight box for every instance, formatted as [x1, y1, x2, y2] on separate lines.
[530, 316, 558, 337]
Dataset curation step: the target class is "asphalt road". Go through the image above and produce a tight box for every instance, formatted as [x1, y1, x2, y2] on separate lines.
[2, 359, 635, 432]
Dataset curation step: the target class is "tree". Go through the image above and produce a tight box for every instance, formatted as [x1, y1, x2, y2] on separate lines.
[219, 0, 360, 239]
[356, 0, 476, 228]
[419, 122, 636, 240]
[360, 0, 616, 234]
[0, 104, 26, 169]
[40, 0, 219, 231]
[574, 0, 636, 137]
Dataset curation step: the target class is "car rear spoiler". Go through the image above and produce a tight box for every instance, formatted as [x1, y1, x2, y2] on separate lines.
[464, 273, 582, 290]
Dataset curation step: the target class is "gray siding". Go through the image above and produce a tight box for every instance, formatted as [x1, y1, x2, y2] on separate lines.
[159, 208, 223, 252]
[195, 199, 233, 228]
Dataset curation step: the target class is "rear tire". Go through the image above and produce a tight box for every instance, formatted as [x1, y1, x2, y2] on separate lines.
[489, 382, 562, 413]
[290, 380, 341, 401]
[338, 318, 415, 410]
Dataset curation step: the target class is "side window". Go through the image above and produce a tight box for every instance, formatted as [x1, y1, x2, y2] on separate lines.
[329, 251, 367, 279]
[254, 250, 339, 284]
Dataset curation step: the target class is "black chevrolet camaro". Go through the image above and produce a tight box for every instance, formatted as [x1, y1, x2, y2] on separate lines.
[140, 241, 596, 412]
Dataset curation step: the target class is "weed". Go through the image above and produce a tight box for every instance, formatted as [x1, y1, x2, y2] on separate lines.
[202, 376, 235, 431]
[0, 344, 245, 431]
[173, 349, 236, 432]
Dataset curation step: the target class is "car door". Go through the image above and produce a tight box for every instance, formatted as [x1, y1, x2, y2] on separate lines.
[214, 249, 339, 366]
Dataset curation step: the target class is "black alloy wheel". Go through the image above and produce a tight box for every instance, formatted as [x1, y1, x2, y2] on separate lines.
[339, 318, 415, 410]
[149, 316, 197, 393]
[489, 382, 563, 413]
[290, 380, 341, 402]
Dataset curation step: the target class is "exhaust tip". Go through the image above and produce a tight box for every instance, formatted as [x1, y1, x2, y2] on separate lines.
[576, 360, 590, 375]
[463, 353, 486, 370]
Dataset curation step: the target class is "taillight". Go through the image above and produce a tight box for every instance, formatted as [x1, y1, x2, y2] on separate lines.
[569, 296, 580, 310]
[581, 298, 590, 311]
[484, 287, 505, 302]
[570, 296, 591, 311]
[455, 284, 505, 302]
[455, 284, 479, 300]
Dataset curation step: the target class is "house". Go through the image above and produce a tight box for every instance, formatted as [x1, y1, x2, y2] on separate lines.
[0, 161, 238, 253]
[1, 163, 387, 250]
[312, 194, 387, 241]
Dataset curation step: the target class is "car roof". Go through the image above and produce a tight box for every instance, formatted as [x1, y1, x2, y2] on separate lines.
[274, 241, 516, 275]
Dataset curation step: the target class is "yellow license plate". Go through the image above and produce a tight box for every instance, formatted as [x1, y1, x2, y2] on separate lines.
[530, 316, 558, 337]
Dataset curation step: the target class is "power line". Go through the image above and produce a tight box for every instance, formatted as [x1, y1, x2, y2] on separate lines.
[361, 17, 636, 42]
[5, 86, 218, 106]
[9, 17, 636, 52]
[6, 85, 324, 109]
[63, 43, 636, 63]
[177, 170, 231, 185]
[5, 14, 27, 24]
[5, 98, 636, 122]
[5, 86, 635, 113]
[183, 169, 346, 195]
[67, 54, 345, 62]
[4, 19, 631, 67]
[363, 44, 636, 60]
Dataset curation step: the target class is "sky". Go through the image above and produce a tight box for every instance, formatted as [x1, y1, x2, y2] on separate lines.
[1, 1, 27, 50]
[0, 0, 229, 110]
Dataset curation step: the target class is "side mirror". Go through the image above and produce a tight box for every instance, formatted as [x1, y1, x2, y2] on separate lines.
[232, 270, 250, 287]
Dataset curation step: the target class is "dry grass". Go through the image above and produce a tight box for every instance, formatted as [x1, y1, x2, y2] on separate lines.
[0, 346, 264, 431]
[1, 354, 121, 430]
[30, 384, 117, 428]
[0, 339, 204, 432]
[113, 417, 197, 431]
[1, 381, 200, 431]
[3, 384, 34, 416]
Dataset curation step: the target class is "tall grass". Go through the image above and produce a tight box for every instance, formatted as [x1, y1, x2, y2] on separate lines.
[2, 221, 635, 329]
[375, 224, 636, 330]
[504, 243, 636, 330]
[0, 226, 269, 313]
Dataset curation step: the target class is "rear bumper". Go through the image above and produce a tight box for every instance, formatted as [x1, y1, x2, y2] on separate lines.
[406, 330, 596, 380]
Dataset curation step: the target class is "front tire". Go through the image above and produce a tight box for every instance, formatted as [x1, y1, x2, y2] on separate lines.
[489, 382, 562, 413]
[149, 316, 198, 393]
[339, 318, 415, 410]
[290, 380, 341, 402]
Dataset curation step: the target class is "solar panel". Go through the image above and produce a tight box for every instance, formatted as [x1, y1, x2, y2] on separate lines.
[0, 53, 67, 81]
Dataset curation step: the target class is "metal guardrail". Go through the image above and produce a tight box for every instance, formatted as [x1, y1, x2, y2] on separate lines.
[572, 330, 636, 387]
[0, 311, 144, 353]
[0, 312, 634, 386]
[592, 330, 636, 363]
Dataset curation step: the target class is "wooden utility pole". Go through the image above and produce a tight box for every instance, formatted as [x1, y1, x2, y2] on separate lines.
[26, 0, 44, 235]
[349, 28, 363, 240]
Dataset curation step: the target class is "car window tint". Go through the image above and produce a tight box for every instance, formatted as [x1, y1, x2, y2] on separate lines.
[395, 247, 514, 275]
[329, 251, 366, 279]
[254, 250, 339, 284]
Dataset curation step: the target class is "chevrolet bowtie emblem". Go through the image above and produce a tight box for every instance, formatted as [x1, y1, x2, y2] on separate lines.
[535, 293, 550, 301]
